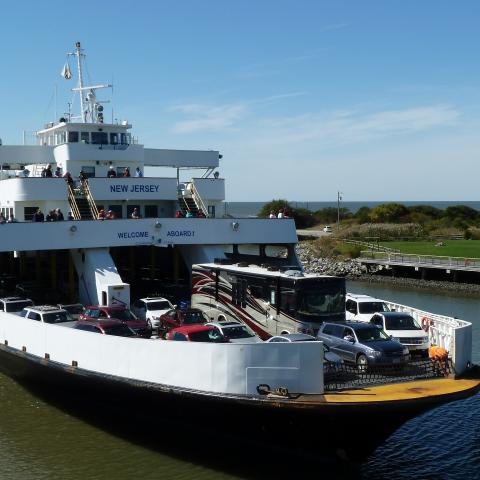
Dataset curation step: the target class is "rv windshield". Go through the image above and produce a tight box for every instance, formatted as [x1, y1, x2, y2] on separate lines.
[296, 280, 345, 319]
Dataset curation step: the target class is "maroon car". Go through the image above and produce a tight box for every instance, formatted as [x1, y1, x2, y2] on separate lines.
[80, 305, 151, 338]
[75, 319, 137, 337]
[158, 308, 209, 334]
[165, 324, 227, 342]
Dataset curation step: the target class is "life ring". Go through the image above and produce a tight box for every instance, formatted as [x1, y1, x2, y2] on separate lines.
[421, 316, 433, 332]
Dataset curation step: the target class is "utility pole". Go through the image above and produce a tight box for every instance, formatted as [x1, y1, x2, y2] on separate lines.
[337, 191, 343, 231]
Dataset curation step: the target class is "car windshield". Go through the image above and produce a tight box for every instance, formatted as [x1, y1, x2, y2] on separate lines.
[146, 301, 171, 311]
[189, 329, 225, 342]
[355, 327, 390, 342]
[223, 326, 254, 339]
[62, 305, 84, 315]
[183, 311, 206, 325]
[104, 324, 136, 337]
[43, 311, 74, 324]
[110, 309, 136, 321]
[385, 315, 421, 330]
[5, 300, 33, 312]
[358, 302, 389, 314]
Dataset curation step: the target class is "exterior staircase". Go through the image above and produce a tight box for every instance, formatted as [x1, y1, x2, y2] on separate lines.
[75, 197, 94, 220]
[179, 196, 199, 216]
[67, 181, 98, 220]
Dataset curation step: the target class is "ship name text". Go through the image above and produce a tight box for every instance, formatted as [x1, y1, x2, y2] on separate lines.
[110, 185, 160, 193]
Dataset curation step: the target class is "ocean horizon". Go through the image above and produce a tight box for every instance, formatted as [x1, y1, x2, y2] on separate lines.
[223, 200, 480, 217]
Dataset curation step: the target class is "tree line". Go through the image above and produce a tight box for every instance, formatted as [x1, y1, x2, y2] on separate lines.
[259, 200, 480, 231]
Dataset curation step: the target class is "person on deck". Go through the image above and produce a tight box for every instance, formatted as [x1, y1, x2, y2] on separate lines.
[106, 210, 116, 220]
[107, 166, 116, 178]
[55, 208, 64, 221]
[134, 167, 143, 178]
[131, 207, 141, 219]
[123, 167, 131, 177]
[33, 209, 44, 222]
[54, 166, 62, 177]
[175, 210, 184, 218]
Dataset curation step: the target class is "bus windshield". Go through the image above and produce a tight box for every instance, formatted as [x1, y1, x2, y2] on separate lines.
[296, 280, 345, 318]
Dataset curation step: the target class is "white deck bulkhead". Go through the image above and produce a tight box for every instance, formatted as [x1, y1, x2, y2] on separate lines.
[0, 312, 325, 395]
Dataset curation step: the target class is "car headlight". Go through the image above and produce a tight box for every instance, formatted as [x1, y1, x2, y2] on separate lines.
[367, 349, 382, 357]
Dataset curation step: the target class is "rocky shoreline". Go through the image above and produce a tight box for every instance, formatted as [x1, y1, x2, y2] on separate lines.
[296, 242, 480, 296]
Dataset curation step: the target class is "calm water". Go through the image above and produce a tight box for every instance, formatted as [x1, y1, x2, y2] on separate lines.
[225, 200, 480, 217]
[0, 282, 478, 479]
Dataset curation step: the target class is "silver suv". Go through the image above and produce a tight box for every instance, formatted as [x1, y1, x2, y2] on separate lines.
[317, 321, 410, 366]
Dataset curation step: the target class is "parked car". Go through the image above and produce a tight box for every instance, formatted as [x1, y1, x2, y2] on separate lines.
[57, 303, 85, 320]
[75, 319, 137, 337]
[18, 305, 75, 325]
[166, 325, 228, 343]
[131, 297, 174, 332]
[345, 293, 390, 322]
[323, 225, 332, 233]
[80, 305, 151, 338]
[0, 296, 34, 313]
[158, 308, 208, 334]
[317, 321, 410, 366]
[205, 321, 262, 344]
[370, 312, 430, 357]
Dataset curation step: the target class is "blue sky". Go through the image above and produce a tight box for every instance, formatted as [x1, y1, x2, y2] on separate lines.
[1, 0, 480, 201]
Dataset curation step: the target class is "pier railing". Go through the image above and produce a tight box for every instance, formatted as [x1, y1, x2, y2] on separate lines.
[360, 251, 480, 270]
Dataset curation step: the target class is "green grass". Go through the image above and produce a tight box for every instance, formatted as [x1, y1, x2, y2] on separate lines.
[378, 240, 480, 258]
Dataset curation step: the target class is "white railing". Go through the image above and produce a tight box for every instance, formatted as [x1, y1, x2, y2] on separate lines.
[380, 298, 472, 374]
[360, 251, 480, 270]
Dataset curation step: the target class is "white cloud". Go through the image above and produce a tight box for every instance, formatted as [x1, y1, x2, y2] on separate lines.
[254, 105, 460, 148]
[170, 103, 247, 133]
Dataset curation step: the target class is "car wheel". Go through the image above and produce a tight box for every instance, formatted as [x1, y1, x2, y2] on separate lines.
[356, 354, 368, 369]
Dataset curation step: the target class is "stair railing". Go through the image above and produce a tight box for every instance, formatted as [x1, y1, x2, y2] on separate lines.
[82, 179, 99, 219]
[67, 184, 82, 220]
[190, 182, 210, 218]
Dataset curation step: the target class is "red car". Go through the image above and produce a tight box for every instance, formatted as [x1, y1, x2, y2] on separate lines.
[166, 325, 227, 342]
[75, 319, 137, 337]
[158, 308, 209, 334]
[80, 305, 151, 338]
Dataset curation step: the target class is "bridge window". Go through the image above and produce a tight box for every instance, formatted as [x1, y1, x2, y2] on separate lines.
[265, 245, 288, 258]
[81, 132, 90, 144]
[91, 132, 108, 145]
[120, 133, 131, 145]
[110, 133, 118, 144]
[68, 132, 79, 143]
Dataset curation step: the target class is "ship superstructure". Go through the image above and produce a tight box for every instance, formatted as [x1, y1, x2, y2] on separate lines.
[0, 42, 297, 308]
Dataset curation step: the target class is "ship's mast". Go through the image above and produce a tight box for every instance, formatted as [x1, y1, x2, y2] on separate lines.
[69, 41, 112, 124]
[74, 41, 86, 123]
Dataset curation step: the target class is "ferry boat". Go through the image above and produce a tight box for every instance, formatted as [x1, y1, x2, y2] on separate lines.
[0, 42, 478, 462]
